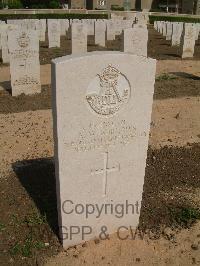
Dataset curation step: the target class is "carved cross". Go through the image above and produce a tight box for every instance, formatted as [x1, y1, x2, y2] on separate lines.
[91, 152, 120, 197]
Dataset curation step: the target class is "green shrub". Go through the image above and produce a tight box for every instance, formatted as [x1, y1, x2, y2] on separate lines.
[8, 0, 23, 9]
[0, 13, 108, 21]
[170, 207, 200, 227]
[149, 15, 200, 24]
[49, 0, 60, 9]
[31, 4, 47, 9]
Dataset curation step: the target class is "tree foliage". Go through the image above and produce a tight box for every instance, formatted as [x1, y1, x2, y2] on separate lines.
[22, 0, 60, 8]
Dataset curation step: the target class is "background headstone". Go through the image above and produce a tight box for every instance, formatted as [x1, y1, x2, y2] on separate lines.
[181, 23, 196, 58]
[8, 29, 41, 96]
[106, 20, 116, 41]
[172, 22, 183, 46]
[123, 25, 148, 57]
[48, 19, 61, 48]
[71, 22, 87, 55]
[38, 19, 46, 42]
[95, 20, 106, 47]
[166, 22, 172, 41]
[60, 19, 69, 36]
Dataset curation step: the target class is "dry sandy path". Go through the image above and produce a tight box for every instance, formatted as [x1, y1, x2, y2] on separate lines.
[0, 59, 200, 265]
[0, 60, 200, 91]
[0, 96, 199, 177]
[45, 221, 200, 266]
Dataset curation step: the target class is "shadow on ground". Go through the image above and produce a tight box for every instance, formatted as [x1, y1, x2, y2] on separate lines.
[10, 144, 200, 239]
[0, 144, 198, 264]
[0, 80, 11, 94]
[170, 72, 200, 80]
[12, 157, 59, 238]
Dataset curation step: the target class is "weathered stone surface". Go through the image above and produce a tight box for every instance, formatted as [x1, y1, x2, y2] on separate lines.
[181, 23, 196, 58]
[172, 22, 183, 46]
[0, 21, 6, 50]
[38, 19, 46, 42]
[0, 24, 17, 63]
[48, 19, 61, 48]
[60, 19, 69, 36]
[71, 22, 87, 55]
[52, 51, 156, 248]
[8, 29, 41, 96]
[95, 20, 106, 47]
[106, 20, 116, 41]
[123, 25, 148, 57]
[166, 22, 172, 41]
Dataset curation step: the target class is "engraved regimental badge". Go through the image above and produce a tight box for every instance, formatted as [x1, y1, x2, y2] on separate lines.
[17, 32, 30, 48]
[86, 65, 131, 116]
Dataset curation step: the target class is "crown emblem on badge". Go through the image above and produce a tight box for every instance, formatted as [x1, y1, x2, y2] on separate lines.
[98, 64, 120, 83]
[86, 64, 131, 116]
[17, 32, 30, 48]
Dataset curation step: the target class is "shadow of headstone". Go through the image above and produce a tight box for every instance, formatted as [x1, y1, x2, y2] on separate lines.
[12, 157, 59, 238]
[170, 72, 200, 80]
[0, 80, 11, 94]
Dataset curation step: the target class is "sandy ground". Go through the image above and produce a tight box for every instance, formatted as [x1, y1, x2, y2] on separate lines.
[0, 58, 200, 265]
[0, 60, 200, 91]
[0, 96, 199, 176]
[45, 221, 200, 266]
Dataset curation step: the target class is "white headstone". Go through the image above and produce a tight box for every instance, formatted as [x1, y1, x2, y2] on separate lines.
[60, 19, 69, 36]
[114, 19, 123, 36]
[38, 19, 46, 42]
[30, 19, 38, 30]
[85, 19, 95, 36]
[0, 24, 16, 63]
[123, 25, 148, 57]
[48, 19, 61, 48]
[95, 20, 106, 47]
[0, 21, 6, 50]
[71, 22, 87, 55]
[181, 23, 196, 58]
[162, 21, 167, 36]
[158, 21, 162, 33]
[52, 51, 156, 249]
[106, 20, 116, 41]
[172, 22, 183, 46]
[136, 12, 147, 25]
[195, 23, 200, 40]
[121, 20, 133, 31]
[166, 22, 172, 41]
[8, 29, 41, 96]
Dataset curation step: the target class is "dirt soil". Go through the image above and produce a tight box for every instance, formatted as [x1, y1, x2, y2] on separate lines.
[0, 76, 199, 114]
[0, 25, 200, 266]
[0, 94, 200, 265]
[0, 144, 200, 266]
[38, 25, 200, 64]
[1, 26, 199, 67]
[148, 25, 200, 60]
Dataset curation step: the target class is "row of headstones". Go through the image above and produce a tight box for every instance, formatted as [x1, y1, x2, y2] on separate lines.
[0, 18, 148, 96]
[48, 18, 137, 52]
[0, 17, 147, 63]
[68, 20, 148, 56]
[154, 20, 200, 58]
[2, 17, 156, 249]
[53, 10, 152, 248]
